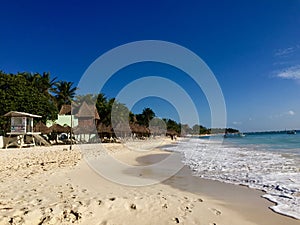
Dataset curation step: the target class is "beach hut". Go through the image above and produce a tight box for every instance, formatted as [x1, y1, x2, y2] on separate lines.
[50, 123, 71, 133]
[46, 104, 78, 128]
[34, 121, 51, 134]
[3, 111, 49, 148]
[130, 123, 150, 138]
[97, 123, 114, 140]
[47, 123, 72, 144]
[74, 101, 100, 142]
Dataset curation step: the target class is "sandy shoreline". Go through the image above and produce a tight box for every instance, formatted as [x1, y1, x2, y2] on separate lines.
[0, 140, 299, 225]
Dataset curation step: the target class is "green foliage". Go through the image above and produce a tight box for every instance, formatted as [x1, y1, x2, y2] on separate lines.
[192, 124, 210, 135]
[94, 93, 132, 127]
[19, 71, 57, 95]
[225, 128, 240, 133]
[0, 71, 240, 137]
[95, 94, 115, 126]
[53, 81, 77, 109]
[75, 94, 98, 105]
[163, 118, 181, 134]
[136, 108, 155, 127]
[0, 72, 58, 131]
[129, 112, 135, 123]
[209, 128, 239, 134]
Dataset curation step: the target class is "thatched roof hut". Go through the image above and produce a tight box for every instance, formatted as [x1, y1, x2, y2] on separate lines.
[59, 105, 71, 115]
[34, 121, 51, 134]
[50, 124, 71, 133]
[75, 101, 100, 119]
[96, 123, 114, 139]
[130, 123, 150, 136]
[97, 123, 113, 134]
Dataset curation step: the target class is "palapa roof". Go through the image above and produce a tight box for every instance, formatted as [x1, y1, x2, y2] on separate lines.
[50, 124, 71, 133]
[130, 123, 150, 134]
[34, 121, 51, 134]
[59, 105, 71, 115]
[97, 123, 113, 133]
[4, 111, 42, 118]
[75, 102, 100, 120]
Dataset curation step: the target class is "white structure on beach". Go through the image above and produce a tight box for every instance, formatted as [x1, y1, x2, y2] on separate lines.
[46, 105, 78, 128]
[3, 111, 49, 148]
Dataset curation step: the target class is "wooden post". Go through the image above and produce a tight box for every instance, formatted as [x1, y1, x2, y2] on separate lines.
[70, 111, 73, 150]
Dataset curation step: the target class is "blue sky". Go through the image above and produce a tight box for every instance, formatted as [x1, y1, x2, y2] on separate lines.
[1, 0, 300, 131]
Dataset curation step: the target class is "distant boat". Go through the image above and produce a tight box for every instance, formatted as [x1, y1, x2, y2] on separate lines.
[287, 130, 296, 135]
[224, 132, 245, 138]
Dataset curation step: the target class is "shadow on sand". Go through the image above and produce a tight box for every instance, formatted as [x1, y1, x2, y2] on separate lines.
[122, 152, 299, 225]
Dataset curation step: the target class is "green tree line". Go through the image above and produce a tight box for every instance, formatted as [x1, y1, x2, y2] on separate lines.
[0, 71, 239, 135]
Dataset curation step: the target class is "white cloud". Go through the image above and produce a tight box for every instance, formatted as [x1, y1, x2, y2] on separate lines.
[269, 111, 295, 119]
[232, 121, 242, 125]
[276, 65, 300, 80]
[274, 47, 296, 57]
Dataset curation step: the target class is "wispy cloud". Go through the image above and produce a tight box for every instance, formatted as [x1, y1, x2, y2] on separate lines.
[232, 121, 242, 125]
[287, 110, 295, 116]
[274, 47, 296, 57]
[269, 110, 296, 119]
[276, 65, 300, 80]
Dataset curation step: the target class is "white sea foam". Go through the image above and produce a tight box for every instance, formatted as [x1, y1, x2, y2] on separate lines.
[164, 138, 300, 219]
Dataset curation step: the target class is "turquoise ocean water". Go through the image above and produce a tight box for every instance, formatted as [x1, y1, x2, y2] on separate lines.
[224, 132, 300, 156]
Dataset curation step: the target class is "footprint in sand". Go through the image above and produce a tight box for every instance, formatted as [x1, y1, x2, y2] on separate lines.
[109, 197, 116, 201]
[173, 217, 180, 223]
[210, 208, 221, 216]
[130, 203, 137, 210]
[71, 194, 77, 199]
[8, 215, 25, 224]
[184, 205, 193, 213]
[196, 198, 203, 202]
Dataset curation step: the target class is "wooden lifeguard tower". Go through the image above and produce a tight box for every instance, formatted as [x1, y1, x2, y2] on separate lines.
[4, 111, 49, 148]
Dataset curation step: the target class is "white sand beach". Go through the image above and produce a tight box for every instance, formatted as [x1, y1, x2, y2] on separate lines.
[0, 139, 299, 225]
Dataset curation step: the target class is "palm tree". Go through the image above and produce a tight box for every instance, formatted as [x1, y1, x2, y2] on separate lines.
[142, 108, 155, 124]
[75, 94, 98, 105]
[18, 72, 37, 83]
[136, 108, 155, 127]
[38, 72, 57, 95]
[53, 81, 77, 109]
[18, 72, 57, 96]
